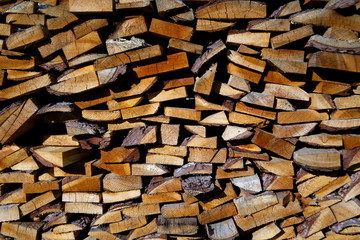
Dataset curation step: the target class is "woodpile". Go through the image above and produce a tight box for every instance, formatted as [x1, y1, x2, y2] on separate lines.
[0, 0, 360, 239]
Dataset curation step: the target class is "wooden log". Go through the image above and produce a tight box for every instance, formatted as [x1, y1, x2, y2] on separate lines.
[65, 203, 103, 215]
[157, 216, 197, 235]
[198, 202, 237, 225]
[191, 39, 226, 74]
[277, 110, 329, 124]
[297, 175, 337, 198]
[20, 191, 60, 216]
[320, 119, 360, 131]
[254, 157, 294, 176]
[132, 164, 170, 176]
[314, 175, 351, 200]
[323, 27, 359, 41]
[134, 52, 189, 78]
[297, 207, 337, 238]
[294, 148, 341, 171]
[231, 174, 262, 193]
[306, 34, 360, 54]
[1, 222, 44, 240]
[196, 19, 236, 32]
[109, 216, 147, 233]
[227, 30, 270, 48]
[252, 222, 281, 240]
[299, 133, 343, 147]
[149, 18, 193, 41]
[38, 30, 76, 58]
[128, 218, 157, 240]
[195, 0, 266, 19]
[252, 128, 295, 159]
[161, 202, 199, 218]
[309, 93, 336, 110]
[206, 218, 239, 239]
[271, 25, 314, 49]
[168, 38, 203, 55]
[142, 192, 182, 204]
[106, 37, 146, 55]
[149, 86, 187, 103]
[233, 191, 278, 217]
[263, 83, 309, 101]
[6, 24, 48, 50]
[270, 0, 301, 18]
[227, 50, 266, 73]
[241, 92, 274, 108]
[0, 74, 55, 101]
[102, 190, 141, 203]
[110, 16, 147, 39]
[290, 9, 360, 32]
[309, 51, 360, 73]
[273, 123, 317, 138]
[121, 126, 157, 147]
[62, 31, 102, 60]
[5, 13, 45, 26]
[229, 111, 268, 127]
[262, 174, 293, 191]
[247, 19, 290, 32]
[69, 0, 113, 13]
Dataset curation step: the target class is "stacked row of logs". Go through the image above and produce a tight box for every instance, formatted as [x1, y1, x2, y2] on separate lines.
[1, 0, 360, 239]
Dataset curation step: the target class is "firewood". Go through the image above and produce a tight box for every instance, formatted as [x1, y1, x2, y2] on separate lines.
[308, 93, 336, 110]
[247, 19, 291, 32]
[196, 19, 235, 32]
[264, 83, 309, 101]
[95, 45, 163, 71]
[313, 81, 351, 96]
[62, 192, 101, 203]
[20, 191, 60, 216]
[297, 207, 337, 238]
[234, 102, 275, 121]
[198, 202, 237, 225]
[222, 125, 252, 141]
[3, 1, 35, 14]
[299, 133, 343, 147]
[157, 216, 197, 235]
[339, 173, 360, 201]
[231, 174, 262, 193]
[273, 123, 317, 138]
[155, 0, 186, 16]
[109, 216, 147, 233]
[0, 23, 13, 37]
[134, 52, 189, 78]
[294, 148, 341, 171]
[38, 30, 75, 58]
[0, 74, 55, 101]
[216, 166, 255, 179]
[142, 192, 182, 204]
[5, 13, 45, 26]
[344, 134, 360, 149]
[227, 50, 266, 73]
[252, 128, 295, 159]
[306, 35, 360, 54]
[161, 202, 199, 218]
[199, 182, 236, 210]
[102, 190, 141, 204]
[320, 119, 360, 131]
[171, 8, 195, 22]
[122, 203, 160, 218]
[193, 63, 216, 95]
[241, 92, 275, 108]
[110, 16, 147, 39]
[195, 0, 266, 20]
[1, 222, 44, 240]
[251, 199, 302, 227]
[254, 157, 294, 176]
[229, 111, 268, 126]
[200, 111, 229, 126]
[23, 181, 60, 194]
[195, 94, 230, 112]
[323, 27, 359, 41]
[227, 31, 270, 48]
[233, 191, 278, 217]
[69, 0, 113, 13]
[106, 37, 146, 55]
[297, 175, 337, 198]
[128, 218, 158, 240]
[314, 175, 351, 200]
[148, 87, 187, 103]
[228, 75, 251, 92]
[65, 202, 103, 215]
[278, 110, 329, 124]
[271, 25, 314, 49]
[262, 174, 293, 191]
[252, 222, 281, 240]
[290, 9, 360, 32]
[150, 18, 193, 41]
[62, 31, 102, 60]
[191, 39, 226, 74]
[309, 52, 360, 73]
[132, 164, 170, 176]
[331, 109, 360, 120]
[0, 188, 28, 204]
[270, 0, 301, 18]
[5, 24, 48, 50]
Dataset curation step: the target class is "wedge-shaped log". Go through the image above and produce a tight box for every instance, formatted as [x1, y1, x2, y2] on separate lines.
[69, 0, 113, 13]
[1, 222, 44, 240]
[6, 24, 48, 50]
[309, 51, 360, 73]
[252, 128, 295, 159]
[234, 191, 278, 217]
[294, 148, 341, 171]
[290, 9, 360, 32]
[157, 216, 198, 235]
[196, 0, 266, 19]
[134, 52, 189, 78]
[150, 18, 193, 41]
[33, 146, 92, 168]
[206, 218, 239, 240]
